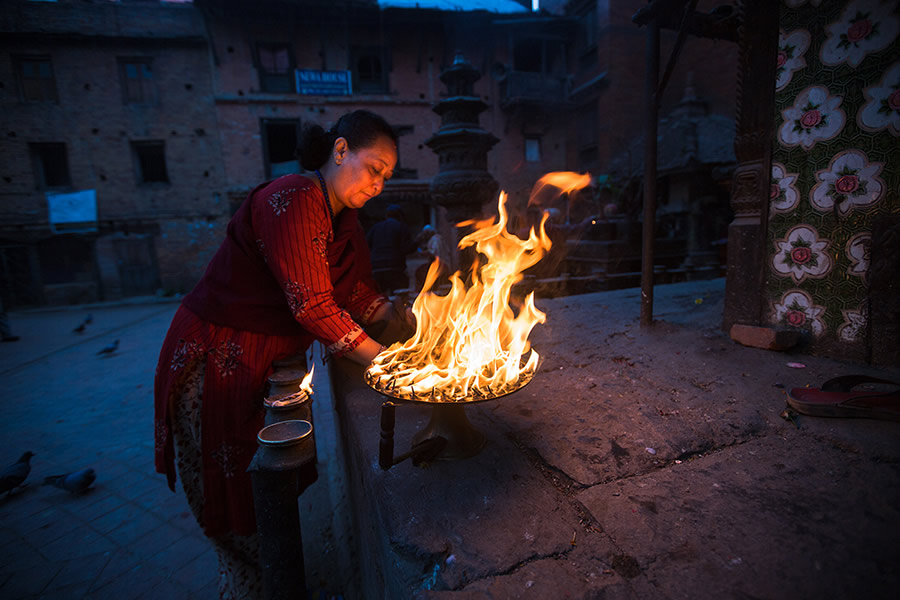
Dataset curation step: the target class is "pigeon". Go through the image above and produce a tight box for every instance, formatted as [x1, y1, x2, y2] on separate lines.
[97, 339, 119, 356]
[73, 321, 86, 334]
[43, 468, 96, 494]
[1, 451, 34, 497]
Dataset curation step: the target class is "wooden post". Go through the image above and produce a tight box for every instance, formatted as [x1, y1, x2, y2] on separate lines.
[641, 19, 660, 328]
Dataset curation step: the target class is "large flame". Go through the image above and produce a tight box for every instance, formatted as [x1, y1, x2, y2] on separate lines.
[366, 174, 590, 402]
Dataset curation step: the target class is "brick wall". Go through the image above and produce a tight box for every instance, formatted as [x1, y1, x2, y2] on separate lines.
[1, 1, 228, 304]
[596, 0, 739, 170]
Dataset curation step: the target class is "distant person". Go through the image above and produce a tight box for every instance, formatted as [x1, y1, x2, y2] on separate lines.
[415, 224, 451, 290]
[366, 204, 416, 294]
[0, 298, 19, 342]
[154, 110, 412, 599]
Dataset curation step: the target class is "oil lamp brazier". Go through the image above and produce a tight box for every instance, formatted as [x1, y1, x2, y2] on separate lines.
[365, 368, 534, 469]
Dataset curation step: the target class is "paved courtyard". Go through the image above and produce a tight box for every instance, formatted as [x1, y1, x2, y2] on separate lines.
[0, 299, 351, 599]
[1, 281, 898, 599]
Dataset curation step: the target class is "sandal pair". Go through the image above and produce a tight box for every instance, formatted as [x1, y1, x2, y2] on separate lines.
[788, 375, 900, 422]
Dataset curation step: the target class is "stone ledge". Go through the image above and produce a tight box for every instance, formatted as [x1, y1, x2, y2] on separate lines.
[330, 358, 629, 597]
[327, 283, 900, 599]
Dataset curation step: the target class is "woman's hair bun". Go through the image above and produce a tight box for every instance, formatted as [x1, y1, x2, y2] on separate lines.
[296, 122, 331, 171]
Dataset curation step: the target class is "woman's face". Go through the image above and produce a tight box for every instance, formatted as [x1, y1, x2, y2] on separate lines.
[331, 135, 397, 210]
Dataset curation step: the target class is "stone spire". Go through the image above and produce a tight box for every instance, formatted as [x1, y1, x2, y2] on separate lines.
[425, 53, 499, 222]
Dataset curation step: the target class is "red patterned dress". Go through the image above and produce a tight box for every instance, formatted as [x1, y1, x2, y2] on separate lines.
[154, 174, 387, 538]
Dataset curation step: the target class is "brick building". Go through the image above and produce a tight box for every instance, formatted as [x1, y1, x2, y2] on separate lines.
[0, 0, 228, 306]
[198, 0, 575, 231]
[1, 0, 740, 307]
[568, 0, 738, 173]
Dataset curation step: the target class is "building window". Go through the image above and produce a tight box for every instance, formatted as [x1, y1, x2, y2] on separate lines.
[29, 143, 71, 189]
[262, 119, 300, 178]
[577, 6, 598, 67]
[351, 47, 389, 94]
[391, 125, 417, 179]
[512, 38, 565, 76]
[38, 235, 95, 286]
[132, 141, 169, 184]
[15, 56, 57, 102]
[119, 58, 156, 104]
[577, 102, 598, 171]
[257, 43, 294, 93]
[577, 102, 598, 149]
[525, 137, 541, 162]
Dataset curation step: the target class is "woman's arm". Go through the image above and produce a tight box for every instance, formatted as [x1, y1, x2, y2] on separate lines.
[344, 336, 385, 365]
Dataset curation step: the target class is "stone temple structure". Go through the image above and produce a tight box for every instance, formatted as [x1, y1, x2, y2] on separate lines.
[425, 53, 499, 223]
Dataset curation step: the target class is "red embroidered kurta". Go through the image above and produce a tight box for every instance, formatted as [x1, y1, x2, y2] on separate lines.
[154, 174, 387, 537]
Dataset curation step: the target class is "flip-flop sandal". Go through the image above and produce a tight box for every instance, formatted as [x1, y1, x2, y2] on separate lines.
[788, 375, 900, 422]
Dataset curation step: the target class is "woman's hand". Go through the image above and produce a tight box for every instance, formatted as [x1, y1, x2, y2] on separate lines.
[393, 299, 416, 331]
[372, 298, 415, 330]
[372, 301, 392, 323]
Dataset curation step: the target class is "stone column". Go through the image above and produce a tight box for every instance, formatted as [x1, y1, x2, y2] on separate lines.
[722, 0, 779, 331]
[424, 53, 499, 223]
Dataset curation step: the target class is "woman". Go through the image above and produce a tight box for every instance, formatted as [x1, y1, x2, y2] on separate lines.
[154, 110, 399, 598]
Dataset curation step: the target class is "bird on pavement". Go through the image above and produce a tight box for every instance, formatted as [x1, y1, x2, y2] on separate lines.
[97, 339, 119, 356]
[43, 468, 96, 494]
[73, 321, 86, 333]
[1, 451, 35, 497]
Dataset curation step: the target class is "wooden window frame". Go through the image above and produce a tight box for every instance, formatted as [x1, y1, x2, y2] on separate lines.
[256, 42, 296, 93]
[15, 55, 58, 103]
[118, 57, 157, 105]
[351, 46, 390, 94]
[29, 142, 71, 190]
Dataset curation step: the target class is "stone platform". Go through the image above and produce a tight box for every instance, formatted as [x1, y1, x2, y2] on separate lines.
[330, 279, 899, 599]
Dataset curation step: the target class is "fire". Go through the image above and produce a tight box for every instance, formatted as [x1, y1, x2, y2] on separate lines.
[527, 172, 593, 206]
[366, 173, 591, 401]
[299, 365, 314, 394]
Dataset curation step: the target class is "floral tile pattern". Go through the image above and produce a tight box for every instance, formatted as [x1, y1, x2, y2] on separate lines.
[777, 29, 811, 91]
[768, 0, 900, 358]
[771, 162, 801, 214]
[858, 60, 900, 135]
[773, 289, 827, 337]
[845, 231, 871, 280]
[820, 0, 899, 68]
[773, 224, 833, 282]
[778, 85, 846, 149]
[838, 302, 868, 342]
[810, 149, 885, 215]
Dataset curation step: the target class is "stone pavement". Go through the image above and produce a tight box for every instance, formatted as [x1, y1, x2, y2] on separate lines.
[331, 278, 900, 599]
[2, 281, 898, 600]
[0, 299, 353, 599]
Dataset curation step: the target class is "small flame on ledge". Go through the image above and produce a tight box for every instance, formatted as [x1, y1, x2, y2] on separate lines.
[299, 364, 315, 395]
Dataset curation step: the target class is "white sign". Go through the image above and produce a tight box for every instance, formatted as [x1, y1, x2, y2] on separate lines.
[47, 189, 98, 232]
[296, 69, 352, 96]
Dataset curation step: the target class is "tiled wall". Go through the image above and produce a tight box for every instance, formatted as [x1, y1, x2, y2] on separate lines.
[767, 0, 899, 358]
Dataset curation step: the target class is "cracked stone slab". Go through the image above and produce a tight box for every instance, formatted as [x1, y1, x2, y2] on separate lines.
[497, 291, 893, 490]
[333, 361, 595, 594]
[332, 280, 900, 598]
[416, 534, 662, 600]
[576, 433, 900, 599]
